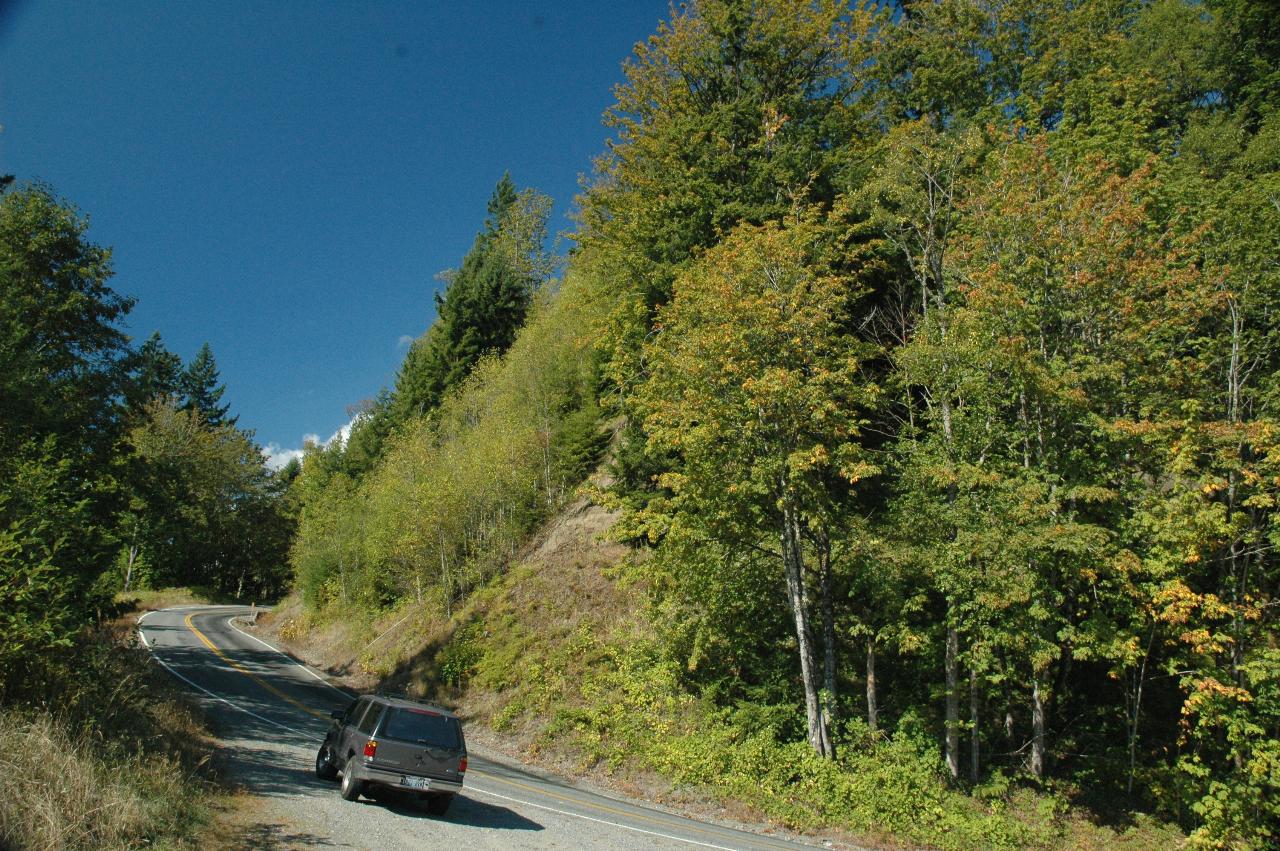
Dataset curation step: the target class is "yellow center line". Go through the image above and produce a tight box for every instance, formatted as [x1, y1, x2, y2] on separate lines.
[183, 612, 331, 721]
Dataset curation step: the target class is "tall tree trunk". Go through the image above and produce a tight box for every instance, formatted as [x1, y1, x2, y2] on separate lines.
[1127, 628, 1155, 796]
[123, 543, 139, 592]
[866, 638, 878, 734]
[817, 526, 837, 734]
[938, 373, 962, 781]
[970, 666, 980, 783]
[1005, 707, 1015, 771]
[946, 625, 960, 779]
[781, 501, 834, 759]
[1031, 678, 1046, 779]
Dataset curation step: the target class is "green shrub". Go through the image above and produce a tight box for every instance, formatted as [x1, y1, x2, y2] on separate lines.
[439, 621, 484, 687]
[473, 621, 1064, 849]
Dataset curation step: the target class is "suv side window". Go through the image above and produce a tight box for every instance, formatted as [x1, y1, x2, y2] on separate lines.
[357, 701, 382, 736]
[346, 697, 370, 728]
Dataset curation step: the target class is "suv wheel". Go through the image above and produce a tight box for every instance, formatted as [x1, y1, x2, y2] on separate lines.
[339, 756, 364, 801]
[315, 744, 338, 781]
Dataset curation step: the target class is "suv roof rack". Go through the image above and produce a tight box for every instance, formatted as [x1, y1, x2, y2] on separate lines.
[372, 689, 426, 702]
[371, 690, 456, 714]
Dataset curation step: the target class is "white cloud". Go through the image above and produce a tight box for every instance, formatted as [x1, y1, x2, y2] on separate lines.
[260, 419, 357, 471]
[262, 443, 305, 471]
[397, 334, 416, 349]
[329, 419, 354, 448]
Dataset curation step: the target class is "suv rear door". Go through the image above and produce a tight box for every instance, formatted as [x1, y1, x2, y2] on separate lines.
[373, 706, 465, 782]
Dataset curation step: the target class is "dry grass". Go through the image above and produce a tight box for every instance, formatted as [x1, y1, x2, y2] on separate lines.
[0, 596, 228, 851]
[114, 585, 235, 612]
[257, 595, 380, 691]
[0, 711, 202, 851]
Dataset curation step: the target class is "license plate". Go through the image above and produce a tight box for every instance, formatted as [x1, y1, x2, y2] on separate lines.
[400, 775, 431, 789]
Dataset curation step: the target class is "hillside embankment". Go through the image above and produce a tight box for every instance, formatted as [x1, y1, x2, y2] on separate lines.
[257, 490, 1182, 851]
[255, 495, 818, 840]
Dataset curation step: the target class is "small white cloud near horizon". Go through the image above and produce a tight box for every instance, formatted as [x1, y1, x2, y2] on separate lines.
[261, 420, 357, 471]
[397, 334, 416, 349]
[262, 443, 306, 471]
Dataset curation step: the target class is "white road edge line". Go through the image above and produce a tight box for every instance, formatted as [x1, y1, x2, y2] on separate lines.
[465, 785, 741, 851]
[223, 616, 353, 697]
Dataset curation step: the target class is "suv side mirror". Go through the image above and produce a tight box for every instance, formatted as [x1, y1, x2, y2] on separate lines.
[330, 710, 344, 720]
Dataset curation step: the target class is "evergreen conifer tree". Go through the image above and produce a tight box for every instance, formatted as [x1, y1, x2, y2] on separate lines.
[128, 331, 184, 409]
[393, 174, 548, 419]
[180, 341, 234, 426]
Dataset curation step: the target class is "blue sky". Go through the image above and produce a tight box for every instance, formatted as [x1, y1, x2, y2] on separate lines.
[1, 1, 665, 465]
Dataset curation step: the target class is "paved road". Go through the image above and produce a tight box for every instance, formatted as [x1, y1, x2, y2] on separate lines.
[139, 605, 821, 850]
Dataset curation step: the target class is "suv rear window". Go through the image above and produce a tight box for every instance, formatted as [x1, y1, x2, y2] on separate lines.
[380, 708, 461, 748]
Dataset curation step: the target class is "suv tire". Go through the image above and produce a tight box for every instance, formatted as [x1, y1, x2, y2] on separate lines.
[340, 756, 364, 801]
[315, 744, 338, 781]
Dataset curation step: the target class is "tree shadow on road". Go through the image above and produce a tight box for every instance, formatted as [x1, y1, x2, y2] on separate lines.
[224, 822, 343, 849]
[216, 741, 335, 799]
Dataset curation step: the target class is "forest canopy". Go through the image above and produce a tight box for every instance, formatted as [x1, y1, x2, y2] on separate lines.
[289, 1, 1280, 845]
[0, 183, 296, 697]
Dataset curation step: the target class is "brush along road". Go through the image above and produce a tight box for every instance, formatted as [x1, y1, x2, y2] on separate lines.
[138, 605, 821, 850]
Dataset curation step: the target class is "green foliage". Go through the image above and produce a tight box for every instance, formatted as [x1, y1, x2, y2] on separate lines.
[1207, 0, 1280, 126]
[292, 267, 609, 619]
[0, 441, 99, 693]
[438, 621, 483, 688]
[463, 588, 1062, 849]
[0, 184, 132, 693]
[124, 397, 291, 600]
[393, 174, 554, 422]
[549, 399, 610, 489]
[126, 330, 184, 411]
[0, 183, 133, 456]
[286, 0, 1280, 845]
[0, 180, 287, 707]
[580, 0, 1279, 843]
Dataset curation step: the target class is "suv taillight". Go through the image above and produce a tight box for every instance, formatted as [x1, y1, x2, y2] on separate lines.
[459, 757, 467, 773]
[363, 740, 378, 758]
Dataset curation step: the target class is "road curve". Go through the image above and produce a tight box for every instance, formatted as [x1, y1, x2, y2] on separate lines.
[139, 605, 820, 850]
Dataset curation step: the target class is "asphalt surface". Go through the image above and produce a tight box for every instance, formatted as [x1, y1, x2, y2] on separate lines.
[139, 605, 822, 850]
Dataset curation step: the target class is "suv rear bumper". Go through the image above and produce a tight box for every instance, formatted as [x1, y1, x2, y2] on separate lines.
[354, 762, 464, 794]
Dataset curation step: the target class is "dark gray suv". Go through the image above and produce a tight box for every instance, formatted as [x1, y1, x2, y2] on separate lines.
[315, 694, 467, 815]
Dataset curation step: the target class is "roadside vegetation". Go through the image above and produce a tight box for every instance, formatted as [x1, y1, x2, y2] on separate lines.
[0, 612, 217, 851]
[0, 181, 294, 844]
[286, 1, 1280, 848]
